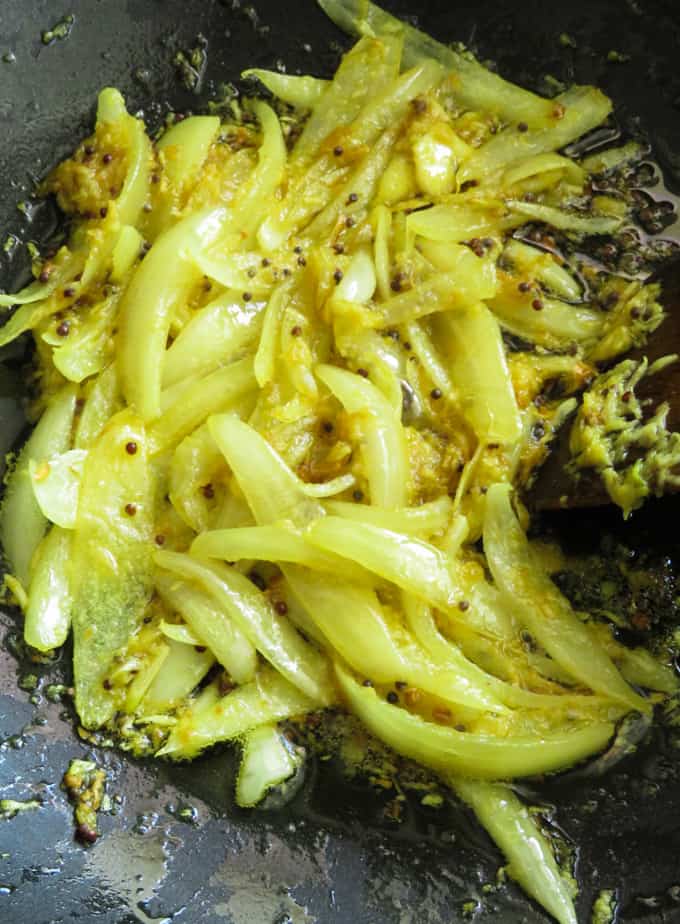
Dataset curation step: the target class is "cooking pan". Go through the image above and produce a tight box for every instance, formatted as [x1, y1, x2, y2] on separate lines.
[1, 1, 680, 921]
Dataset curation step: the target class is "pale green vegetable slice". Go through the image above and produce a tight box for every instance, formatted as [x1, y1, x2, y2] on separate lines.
[154, 551, 334, 705]
[501, 152, 584, 190]
[159, 620, 203, 646]
[502, 239, 582, 302]
[488, 290, 603, 348]
[458, 84, 613, 185]
[155, 570, 257, 684]
[433, 304, 522, 446]
[484, 484, 647, 712]
[51, 292, 119, 383]
[97, 88, 152, 227]
[74, 364, 122, 450]
[451, 779, 577, 924]
[208, 414, 324, 527]
[125, 643, 170, 714]
[149, 358, 256, 454]
[286, 566, 506, 713]
[581, 140, 644, 175]
[403, 594, 609, 714]
[70, 409, 154, 728]
[242, 69, 330, 108]
[235, 723, 302, 808]
[306, 516, 460, 609]
[158, 115, 220, 171]
[506, 199, 623, 235]
[24, 526, 72, 652]
[158, 665, 316, 759]
[117, 205, 228, 420]
[301, 474, 357, 498]
[291, 34, 402, 165]
[254, 283, 292, 388]
[372, 269, 497, 328]
[162, 293, 264, 389]
[318, 0, 557, 127]
[110, 225, 143, 283]
[142, 639, 215, 711]
[336, 662, 615, 779]
[191, 525, 374, 586]
[29, 449, 87, 529]
[0, 384, 78, 585]
[406, 202, 521, 244]
[316, 364, 408, 508]
[324, 496, 453, 537]
[0, 248, 81, 309]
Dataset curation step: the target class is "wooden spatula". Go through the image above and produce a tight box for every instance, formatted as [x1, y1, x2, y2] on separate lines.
[528, 259, 680, 511]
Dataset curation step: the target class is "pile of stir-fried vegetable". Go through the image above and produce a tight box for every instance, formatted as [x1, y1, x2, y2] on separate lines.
[0, 2, 677, 921]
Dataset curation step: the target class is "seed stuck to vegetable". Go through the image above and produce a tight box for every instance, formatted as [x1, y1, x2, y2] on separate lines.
[125, 441, 138, 455]
[274, 600, 288, 615]
[124, 503, 137, 516]
[56, 321, 70, 337]
[532, 298, 544, 311]
[430, 388, 442, 400]
[386, 691, 399, 704]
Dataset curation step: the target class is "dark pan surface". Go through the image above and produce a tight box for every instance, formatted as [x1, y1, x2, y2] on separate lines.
[1, 2, 680, 922]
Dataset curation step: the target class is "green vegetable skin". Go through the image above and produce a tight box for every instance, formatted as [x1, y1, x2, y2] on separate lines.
[70, 410, 154, 728]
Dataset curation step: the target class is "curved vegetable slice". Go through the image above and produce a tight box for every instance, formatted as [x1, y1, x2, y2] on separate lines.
[291, 34, 401, 165]
[242, 69, 329, 109]
[336, 662, 614, 779]
[286, 566, 505, 712]
[97, 88, 151, 227]
[162, 293, 264, 389]
[235, 723, 303, 808]
[117, 206, 228, 420]
[506, 200, 623, 236]
[141, 639, 215, 712]
[433, 303, 522, 446]
[451, 779, 577, 924]
[306, 516, 460, 609]
[158, 665, 316, 759]
[149, 358, 256, 454]
[0, 246, 84, 312]
[324, 496, 453, 537]
[318, 0, 557, 128]
[24, 526, 72, 652]
[484, 484, 647, 712]
[154, 551, 334, 705]
[0, 384, 78, 585]
[70, 409, 154, 728]
[191, 525, 374, 586]
[154, 571, 257, 684]
[152, 115, 220, 230]
[29, 449, 87, 529]
[457, 84, 613, 185]
[208, 414, 324, 527]
[316, 364, 408, 508]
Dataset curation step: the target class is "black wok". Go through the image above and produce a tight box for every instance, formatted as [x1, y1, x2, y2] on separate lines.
[1, 1, 680, 922]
